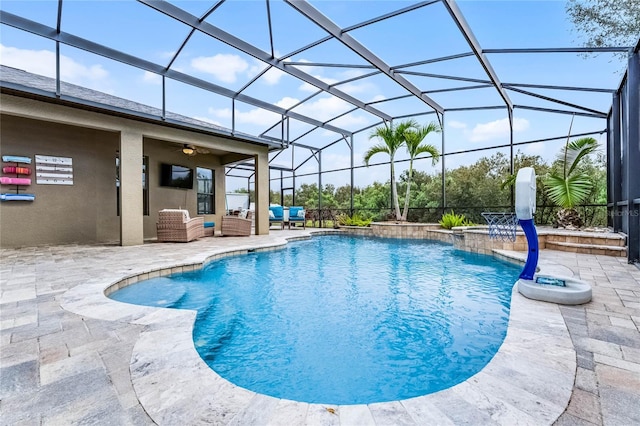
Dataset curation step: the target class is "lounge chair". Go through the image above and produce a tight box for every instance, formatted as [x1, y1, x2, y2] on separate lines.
[288, 206, 306, 229]
[221, 211, 252, 236]
[156, 209, 204, 242]
[269, 206, 285, 229]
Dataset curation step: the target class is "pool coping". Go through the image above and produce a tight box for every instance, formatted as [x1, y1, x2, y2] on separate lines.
[61, 230, 576, 425]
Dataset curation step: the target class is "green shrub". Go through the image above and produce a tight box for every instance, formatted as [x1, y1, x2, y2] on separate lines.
[439, 210, 474, 229]
[336, 213, 372, 227]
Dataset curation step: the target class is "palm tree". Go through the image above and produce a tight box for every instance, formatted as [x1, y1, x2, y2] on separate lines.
[544, 136, 599, 228]
[401, 122, 441, 220]
[364, 120, 415, 221]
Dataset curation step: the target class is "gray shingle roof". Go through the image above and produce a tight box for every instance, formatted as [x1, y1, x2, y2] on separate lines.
[0, 65, 268, 145]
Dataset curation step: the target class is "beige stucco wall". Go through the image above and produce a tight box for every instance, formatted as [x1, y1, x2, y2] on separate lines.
[143, 138, 223, 237]
[0, 93, 270, 247]
[0, 114, 120, 247]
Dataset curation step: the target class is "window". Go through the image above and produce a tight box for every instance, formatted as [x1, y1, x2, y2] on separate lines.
[197, 167, 214, 214]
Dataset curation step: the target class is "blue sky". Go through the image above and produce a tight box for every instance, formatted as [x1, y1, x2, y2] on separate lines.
[0, 0, 630, 191]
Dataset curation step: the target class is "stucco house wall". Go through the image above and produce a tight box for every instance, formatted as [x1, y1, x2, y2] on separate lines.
[0, 108, 262, 248]
[1, 114, 121, 247]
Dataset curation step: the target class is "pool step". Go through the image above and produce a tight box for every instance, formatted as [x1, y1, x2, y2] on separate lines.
[545, 241, 627, 257]
[545, 232, 626, 247]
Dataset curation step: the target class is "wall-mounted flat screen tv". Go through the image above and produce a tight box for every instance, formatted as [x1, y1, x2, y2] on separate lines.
[160, 164, 193, 189]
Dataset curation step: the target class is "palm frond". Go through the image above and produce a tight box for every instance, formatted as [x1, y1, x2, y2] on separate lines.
[412, 144, 440, 165]
[369, 125, 394, 143]
[363, 143, 391, 166]
[368, 121, 412, 157]
[500, 173, 517, 190]
[564, 137, 598, 176]
[555, 137, 598, 176]
[544, 172, 593, 209]
[404, 121, 441, 162]
[396, 119, 418, 133]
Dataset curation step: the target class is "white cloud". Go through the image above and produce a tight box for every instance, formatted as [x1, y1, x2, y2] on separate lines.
[447, 120, 467, 129]
[248, 60, 266, 76]
[208, 107, 232, 119]
[289, 59, 384, 105]
[296, 152, 354, 177]
[299, 73, 340, 93]
[275, 97, 300, 109]
[523, 142, 545, 155]
[61, 57, 108, 81]
[159, 50, 177, 60]
[302, 78, 384, 106]
[0, 44, 108, 82]
[191, 53, 248, 83]
[292, 96, 352, 122]
[294, 96, 374, 133]
[204, 94, 372, 136]
[207, 104, 281, 127]
[298, 81, 317, 93]
[469, 117, 529, 142]
[191, 54, 288, 86]
[262, 67, 286, 85]
[513, 118, 529, 132]
[341, 69, 367, 79]
[286, 58, 319, 75]
[248, 59, 286, 86]
[340, 81, 379, 100]
[329, 113, 370, 129]
[193, 116, 224, 127]
[142, 71, 161, 84]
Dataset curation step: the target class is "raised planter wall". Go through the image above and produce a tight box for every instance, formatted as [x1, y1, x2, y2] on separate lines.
[453, 227, 528, 255]
[338, 223, 627, 257]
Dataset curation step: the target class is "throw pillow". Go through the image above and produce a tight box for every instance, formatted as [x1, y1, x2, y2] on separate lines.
[269, 210, 275, 219]
[297, 209, 306, 218]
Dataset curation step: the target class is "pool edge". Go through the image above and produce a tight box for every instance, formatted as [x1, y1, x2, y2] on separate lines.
[60, 231, 575, 425]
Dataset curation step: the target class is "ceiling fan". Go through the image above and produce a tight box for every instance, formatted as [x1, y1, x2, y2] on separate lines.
[176, 144, 210, 156]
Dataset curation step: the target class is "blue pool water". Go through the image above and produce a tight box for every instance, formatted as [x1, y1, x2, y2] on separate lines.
[110, 236, 520, 405]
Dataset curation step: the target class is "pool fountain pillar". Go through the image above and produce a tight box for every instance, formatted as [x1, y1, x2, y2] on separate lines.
[515, 167, 538, 280]
[515, 167, 592, 304]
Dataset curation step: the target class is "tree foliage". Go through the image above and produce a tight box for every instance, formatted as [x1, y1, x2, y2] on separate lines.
[267, 149, 606, 227]
[566, 0, 640, 51]
[364, 120, 416, 220]
[401, 122, 440, 220]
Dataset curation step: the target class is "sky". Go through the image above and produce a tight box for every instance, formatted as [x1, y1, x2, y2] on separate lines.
[0, 0, 631, 192]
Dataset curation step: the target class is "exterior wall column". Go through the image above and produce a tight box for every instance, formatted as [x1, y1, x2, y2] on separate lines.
[254, 149, 269, 235]
[120, 129, 144, 246]
[607, 93, 622, 231]
[215, 165, 226, 224]
[626, 46, 640, 263]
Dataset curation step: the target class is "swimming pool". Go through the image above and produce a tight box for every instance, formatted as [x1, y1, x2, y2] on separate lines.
[110, 235, 520, 405]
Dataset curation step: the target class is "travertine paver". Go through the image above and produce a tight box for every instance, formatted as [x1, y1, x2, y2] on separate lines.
[1, 230, 639, 425]
[545, 251, 640, 426]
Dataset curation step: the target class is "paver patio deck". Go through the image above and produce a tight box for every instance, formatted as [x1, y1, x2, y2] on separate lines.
[1, 229, 639, 425]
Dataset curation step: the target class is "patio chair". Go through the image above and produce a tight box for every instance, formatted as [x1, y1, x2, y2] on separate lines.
[156, 209, 204, 242]
[221, 211, 252, 236]
[269, 205, 285, 229]
[288, 206, 306, 229]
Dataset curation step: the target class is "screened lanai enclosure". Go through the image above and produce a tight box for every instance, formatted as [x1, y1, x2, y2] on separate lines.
[0, 0, 638, 263]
